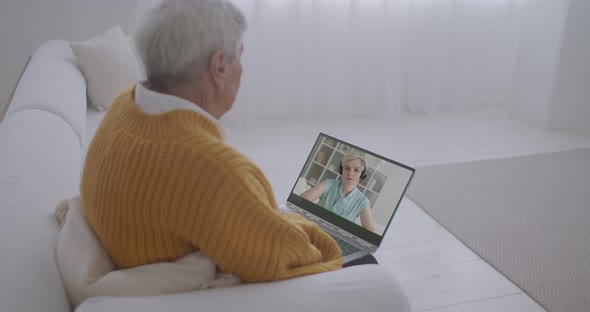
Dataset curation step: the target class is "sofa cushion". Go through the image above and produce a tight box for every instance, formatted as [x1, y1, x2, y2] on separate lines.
[6, 40, 88, 147]
[77, 265, 411, 312]
[0, 110, 82, 312]
[71, 26, 144, 112]
[57, 196, 241, 309]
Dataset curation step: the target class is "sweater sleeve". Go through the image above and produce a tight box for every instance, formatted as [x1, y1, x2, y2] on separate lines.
[177, 163, 342, 283]
[282, 213, 343, 262]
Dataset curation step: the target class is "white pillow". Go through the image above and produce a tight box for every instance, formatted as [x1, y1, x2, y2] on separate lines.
[71, 25, 144, 111]
[56, 196, 241, 308]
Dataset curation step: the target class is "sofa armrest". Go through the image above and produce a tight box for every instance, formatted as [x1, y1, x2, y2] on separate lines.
[0, 57, 31, 124]
[77, 265, 411, 312]
[6, 40, 87, 146]
[0, 110, 82, 312]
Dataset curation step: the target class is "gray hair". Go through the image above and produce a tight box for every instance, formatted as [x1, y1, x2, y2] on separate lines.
[135, 0, 247, 85]
[341, 152, 367, 170]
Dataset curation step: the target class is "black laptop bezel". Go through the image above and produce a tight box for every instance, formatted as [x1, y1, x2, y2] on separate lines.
[287, 132, 415, 247]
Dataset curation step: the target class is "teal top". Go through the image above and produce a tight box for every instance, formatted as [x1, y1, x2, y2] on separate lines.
[318, 179, 370, 221]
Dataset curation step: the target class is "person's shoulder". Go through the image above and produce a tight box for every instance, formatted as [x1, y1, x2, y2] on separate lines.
[171, 134, 269, 192]
[325, 179, 337, 188]
[360, 193, 370, 206]
[184, 137, 256, 170]
[350, 187, 367, 200]
[180, 132, 234, 154]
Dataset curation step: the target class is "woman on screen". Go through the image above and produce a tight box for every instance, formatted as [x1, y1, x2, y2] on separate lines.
[301, 152, 377, 232]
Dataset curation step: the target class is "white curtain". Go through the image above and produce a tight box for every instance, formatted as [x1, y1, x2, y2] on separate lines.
[223, 0, 528, 124]
[140, 0, 528, 124]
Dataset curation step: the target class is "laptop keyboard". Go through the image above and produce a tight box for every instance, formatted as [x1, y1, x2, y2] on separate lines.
[285, 203, 363, 256]
[330, 234, 361, 256]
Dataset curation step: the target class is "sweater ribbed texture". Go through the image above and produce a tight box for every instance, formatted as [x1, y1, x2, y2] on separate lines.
[81, 87, 342, 282]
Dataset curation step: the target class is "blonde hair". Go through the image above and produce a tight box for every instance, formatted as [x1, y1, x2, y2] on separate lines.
[341, 152, 366, 170]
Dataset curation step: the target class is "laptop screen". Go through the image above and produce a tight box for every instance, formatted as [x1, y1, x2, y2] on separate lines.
[288, 133, 415, 246]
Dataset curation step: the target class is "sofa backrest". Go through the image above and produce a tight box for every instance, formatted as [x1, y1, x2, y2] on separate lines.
[6, 40, 88, 147]
[0, 40, 87, 312]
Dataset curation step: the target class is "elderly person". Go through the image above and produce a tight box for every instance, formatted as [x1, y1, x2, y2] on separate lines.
[81, 0, 341, 283]
[301, 152, 377, 232]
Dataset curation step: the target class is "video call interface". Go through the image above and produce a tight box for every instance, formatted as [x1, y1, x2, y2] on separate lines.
[291, 134, 414, 236]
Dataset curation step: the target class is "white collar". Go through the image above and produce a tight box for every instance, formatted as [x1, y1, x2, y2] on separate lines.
[135, 82, 228, 138]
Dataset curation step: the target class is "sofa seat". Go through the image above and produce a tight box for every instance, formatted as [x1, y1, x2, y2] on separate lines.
[78, 265, 407, 312]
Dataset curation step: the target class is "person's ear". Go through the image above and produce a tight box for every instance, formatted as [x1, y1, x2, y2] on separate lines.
[209, 50, 227, 92]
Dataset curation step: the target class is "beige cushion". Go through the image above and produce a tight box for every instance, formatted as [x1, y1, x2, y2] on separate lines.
[56, 196, 241, 308]
[71, 25, 144, 111]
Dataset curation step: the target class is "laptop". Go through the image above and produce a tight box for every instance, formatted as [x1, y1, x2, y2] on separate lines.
[284, 133, 415, 264]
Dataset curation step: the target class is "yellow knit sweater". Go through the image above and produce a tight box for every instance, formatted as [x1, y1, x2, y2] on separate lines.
[81, 87, 342, 282]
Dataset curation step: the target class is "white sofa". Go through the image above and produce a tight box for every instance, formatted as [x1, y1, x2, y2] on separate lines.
[0, 40, 411, 312]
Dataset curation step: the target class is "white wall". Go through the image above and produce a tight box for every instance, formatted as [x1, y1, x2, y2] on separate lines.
[549, 0, 590, 130]
[0, 1, 147, 113]
[509, 0, 570, 128]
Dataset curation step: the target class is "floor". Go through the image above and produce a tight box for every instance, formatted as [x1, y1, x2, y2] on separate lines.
[86, 107, 590, 312]
[378, 197, 546, 312]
